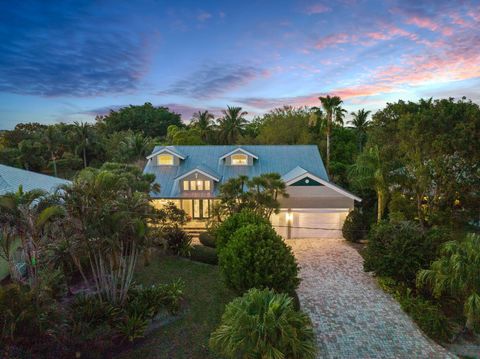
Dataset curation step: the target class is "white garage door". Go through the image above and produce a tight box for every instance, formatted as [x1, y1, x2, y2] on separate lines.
[271, 209, 349, 239]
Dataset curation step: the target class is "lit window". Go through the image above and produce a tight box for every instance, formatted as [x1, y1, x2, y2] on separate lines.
[204, 181, 211, 191]
[231, 154, 248, 165]
[197, 180, 204, 191]
[157, 154, 174, 165]
[190, 180, 197, 190]
[183, 181, 189, 191]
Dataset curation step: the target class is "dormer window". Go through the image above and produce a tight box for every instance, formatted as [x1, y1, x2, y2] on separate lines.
[157, 154, 174, 165]
[231, 154, 248, 165]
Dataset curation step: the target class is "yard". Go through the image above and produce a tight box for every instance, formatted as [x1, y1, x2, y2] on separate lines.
[119, 254, 235, 359]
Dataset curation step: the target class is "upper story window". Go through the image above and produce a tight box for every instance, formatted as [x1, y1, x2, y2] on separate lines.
[157, 154, 174, 165]
[231, 154, 248, 165]
[183, 180, 211, 191]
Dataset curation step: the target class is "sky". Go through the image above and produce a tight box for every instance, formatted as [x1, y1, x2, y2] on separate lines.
[0, 0, 479, 129]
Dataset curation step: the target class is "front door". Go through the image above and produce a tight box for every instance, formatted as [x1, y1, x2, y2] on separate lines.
[185, 199, 211, 219]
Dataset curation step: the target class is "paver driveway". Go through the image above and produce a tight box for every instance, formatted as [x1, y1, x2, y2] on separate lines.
[288, 238, 456, 359]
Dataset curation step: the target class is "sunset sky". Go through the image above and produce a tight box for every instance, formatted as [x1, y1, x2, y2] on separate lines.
[0, 0, 479, 129]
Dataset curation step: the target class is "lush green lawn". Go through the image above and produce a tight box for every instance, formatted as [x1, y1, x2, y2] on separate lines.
[119, 254, 234, 359]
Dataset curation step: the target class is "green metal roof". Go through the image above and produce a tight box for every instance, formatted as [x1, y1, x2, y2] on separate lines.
[0, 164, 71, 195]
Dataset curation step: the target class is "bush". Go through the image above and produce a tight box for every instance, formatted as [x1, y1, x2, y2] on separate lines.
[209, 288, 316, 359]
[342, 208, 370, 242]
[199, 231, 216, 248]
[363, 221, 442, 283]
[214, 209, 270, 250]
[163, 225, 192, 256]
[218, 224, 299, 295]
[189, 244, 218, 265]
[127, 280, 185, 316]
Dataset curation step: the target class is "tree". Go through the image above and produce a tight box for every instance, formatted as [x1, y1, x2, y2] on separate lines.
[166, 125, 205, 145]
[118, 131, 154, 163]
[217, 106, 248, 144]
[318, 95, 345, 170]
[42, 126, 63, 176]
[0, 187, 64, 286]
[350, 109, 371, 151]
[190, 110, 214, 142]
[417, 233, 480, 332]
[348, 146, 388, 223]
[96, 103, 183, 138]
[72, 121, 92, 168]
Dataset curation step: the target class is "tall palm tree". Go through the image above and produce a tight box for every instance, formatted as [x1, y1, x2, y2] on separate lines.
[42, 126, 61, 176]
[217, 106, 248, 144]
[348, 146, 388, 223]
[417, 233, 480, 331]
[73, 121, 91, 168]
[350, 109, 371, 151]
[191, 110, 214, 142]
[319, 95, 344, 170]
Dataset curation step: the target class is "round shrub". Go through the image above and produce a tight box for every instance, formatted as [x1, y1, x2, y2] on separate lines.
[218, 223, 299, 295]
[209, 288, 316, 359]
[342, 208, 370, 242]
[189, 244, 218, 265]
[199, 232, 216, 248]
[214, 209, 270, 250]
[363, 221, 440, 283]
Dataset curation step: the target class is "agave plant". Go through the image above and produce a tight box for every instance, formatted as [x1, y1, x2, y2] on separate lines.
[210, 288, 316, 359]
[417, 233, 480, 332]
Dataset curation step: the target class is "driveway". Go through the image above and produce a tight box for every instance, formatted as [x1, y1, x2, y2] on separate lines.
[287, 238, 456, 359]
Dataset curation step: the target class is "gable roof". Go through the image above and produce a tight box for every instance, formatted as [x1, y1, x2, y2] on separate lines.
[146, 146, 186, 160]
[175, 164, 221, 182]
[144, 145, 330, 198]
[219, 147, 259, 160]
[0, 164, 71, 195]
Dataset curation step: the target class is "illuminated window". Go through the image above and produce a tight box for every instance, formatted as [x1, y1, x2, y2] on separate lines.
[157, 154, 174, 165]
[204, 181, 211, 191]
[231, 154, 248, 165]
[183, 180, 212, 191]
[197, 180, 204, 191]
[183, 181, 189, 191]
[190, 180, 197, 190]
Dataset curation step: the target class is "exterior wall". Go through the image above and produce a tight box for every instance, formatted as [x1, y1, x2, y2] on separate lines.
[179, 172, 214, 196]
[279, 185, 354, 210]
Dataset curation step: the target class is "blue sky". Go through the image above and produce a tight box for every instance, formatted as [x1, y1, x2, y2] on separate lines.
[0, 0, 479, 129]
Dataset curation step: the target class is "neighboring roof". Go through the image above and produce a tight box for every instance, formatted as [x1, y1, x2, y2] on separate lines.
[219, 147, 259, 160]
[144, 145, 331, 198]
[0, 164, 71, 195]
[283, 166, 362, 202]
[146, 146, 186, 160]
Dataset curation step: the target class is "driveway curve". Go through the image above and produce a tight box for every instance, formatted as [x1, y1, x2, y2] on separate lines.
[287, 238, 456, 359]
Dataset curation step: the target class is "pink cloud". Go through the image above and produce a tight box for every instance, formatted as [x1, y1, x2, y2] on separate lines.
[315, 33, 352, 49]
[405, 15, 453, 36]
[305, 3, 331, 15]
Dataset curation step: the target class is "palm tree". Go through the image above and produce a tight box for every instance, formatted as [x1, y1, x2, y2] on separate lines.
[42, 126, 61, 176]
[0, 186, 64, 286]
[348, 146, 388, 223]
[417, 233, 480, 332]
[319, 95, 345, 170]
[350, 109, 371, 151]
[120, 132, 153, 162]
[217, 106, 248, 144]
[73, 121, 91, 168]
[191, 110, 214, 142]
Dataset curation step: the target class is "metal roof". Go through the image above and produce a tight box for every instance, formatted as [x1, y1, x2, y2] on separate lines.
[0, 164, 71, 195]
[144, 145, 331, 198]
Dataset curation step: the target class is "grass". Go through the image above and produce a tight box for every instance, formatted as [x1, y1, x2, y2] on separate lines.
[119, 254, 235, 359]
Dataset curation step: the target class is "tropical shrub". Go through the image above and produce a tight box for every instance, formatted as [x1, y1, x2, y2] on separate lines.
[116, 314, 149, 343]
[189, 244, 218, 265]
[363, 221, 442, 283]
[209, 288, 316, 359]
[417, 233, 480, 332]
[214, 209, 270, 250]
[163, 225, 192, 256]
[128, 280, 184, 316]
[342, 208, 369, 242]
[218, 224, 299, 294]
[199, 231, 216, 248]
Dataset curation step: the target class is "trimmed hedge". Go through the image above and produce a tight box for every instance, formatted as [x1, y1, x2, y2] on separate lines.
[218, 223, 299, 295]
[189, 245, 218, 265]
[199, 232, 216, 248]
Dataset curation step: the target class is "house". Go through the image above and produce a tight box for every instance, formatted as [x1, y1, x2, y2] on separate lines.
[0, 164, 71, 195]
[143, 145, 361, 239]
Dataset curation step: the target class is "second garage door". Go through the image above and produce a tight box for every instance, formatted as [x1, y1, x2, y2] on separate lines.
[271, 209, 349, 239]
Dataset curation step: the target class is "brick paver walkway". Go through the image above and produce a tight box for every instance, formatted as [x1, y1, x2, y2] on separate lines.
[288, 238, 456, 359]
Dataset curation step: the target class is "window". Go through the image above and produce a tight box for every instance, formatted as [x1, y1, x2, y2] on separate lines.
[190, 180, 197, 190]
[204, 181, 211, 191]
[157, 154, 174, 165]
[183, 181, 189, 191]
[183, 180, 212, 191]
[231, 153, 248, 165]
[197, 180, 203, 191]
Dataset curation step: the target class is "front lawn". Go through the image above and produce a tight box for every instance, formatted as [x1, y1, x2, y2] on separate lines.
[119, 254, 234, 359]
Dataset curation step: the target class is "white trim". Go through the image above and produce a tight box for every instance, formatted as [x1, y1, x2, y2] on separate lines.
[285, 172, 362, 202]
[175, 168, 220, 182]
[146, 148, 186, 160]
[219, 147, 258, 160]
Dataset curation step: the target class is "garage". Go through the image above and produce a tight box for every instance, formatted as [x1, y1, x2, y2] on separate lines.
[271, 209, 350, 239]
